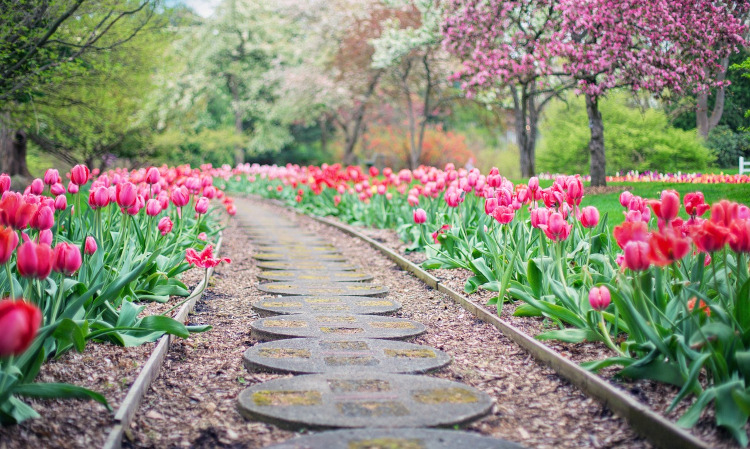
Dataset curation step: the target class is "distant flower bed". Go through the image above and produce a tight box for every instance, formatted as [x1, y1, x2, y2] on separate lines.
[0, 164, 233, 423]
[608, 170, 750, 184]
[223, 162, 750, 444]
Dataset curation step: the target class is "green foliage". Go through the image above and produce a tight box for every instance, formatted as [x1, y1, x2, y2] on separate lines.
[705, 125, 750, 168]
[538, 93, 713, 174]
[153, 127, 243, 167]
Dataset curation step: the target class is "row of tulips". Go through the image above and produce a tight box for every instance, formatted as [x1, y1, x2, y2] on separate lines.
[0, 164, 233, 424]
[221, 163, 750, 445]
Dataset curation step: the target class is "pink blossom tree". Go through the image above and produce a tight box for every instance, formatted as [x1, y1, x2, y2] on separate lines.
[551, 0, 746, 185]
[442, 0, 571, 178]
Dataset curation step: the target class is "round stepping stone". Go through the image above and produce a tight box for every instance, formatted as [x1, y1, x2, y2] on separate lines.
[244, 338, 450, 374]
[237, 373, 492, 429]
[253, 252, 347, 262]
[258, 270, 373, 283]
[258, 261, 358, 271]
[265, 428, 526, 449]
[257, 282, 388, 297]
[253, 296, 400, 316]
[256, 245, 338, 254]
[251, 314, 426, 341]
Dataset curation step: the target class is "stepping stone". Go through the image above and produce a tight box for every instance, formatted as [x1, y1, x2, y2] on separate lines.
[253, 296, 400, 316]
[255, 245, 339, 254]
[258, 270, 373, 283]
[237, 373, 492, 429]
[253, 252, 347, 262]
[257, 282, 388, 297]
[244, 338, 450, 374]
[251, 314, 426, 341]
[258, 261, 359, 271]
[265, 428, 526, 449]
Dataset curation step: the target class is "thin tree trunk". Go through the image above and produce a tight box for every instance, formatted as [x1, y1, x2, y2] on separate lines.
[585, 93, 606, 187]
[696, 58, 729, 139]
[511, 85, 535, 178]
[0, 111, 30, 177]
[415, 54, 433, 170]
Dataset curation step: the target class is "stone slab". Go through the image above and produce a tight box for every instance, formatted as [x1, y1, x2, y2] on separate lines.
[244, 338, 450, 374]
[258, 261, 359, 271]
[253, 252, 348, 262]
[255, 245, 339, 254]
[257, 270, 373, 283]
[257, 282, 388, 297]
[251, 314, 426, 341]
[237, 373, 492, 429]
[253, 296, 400, 316]
[265, 428, 526, 449]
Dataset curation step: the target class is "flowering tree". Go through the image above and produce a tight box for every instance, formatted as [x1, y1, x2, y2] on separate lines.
[442, 0, 570, 178]
[551, 0, 746, 186]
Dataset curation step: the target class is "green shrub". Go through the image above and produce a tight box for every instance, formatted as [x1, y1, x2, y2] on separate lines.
[705, 125, 750, 168]
[538, 92, 713, 174]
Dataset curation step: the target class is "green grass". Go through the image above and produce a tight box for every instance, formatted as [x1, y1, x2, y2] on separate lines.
[582, 182, 750, 226]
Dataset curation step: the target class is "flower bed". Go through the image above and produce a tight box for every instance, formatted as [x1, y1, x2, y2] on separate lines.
[0, 164, 233, 424]
[222, 163, 750, 446]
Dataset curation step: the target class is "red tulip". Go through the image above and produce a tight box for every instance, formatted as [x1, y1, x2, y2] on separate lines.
[613, 221, 649, 249]
[52, 242, 82, 276]
[0, 225, 18, 265]
[692, 221, 730, 253]
[0, 299, 42, 357]
[369, 166, 379, 177]
[0, 193, 38, 230]
[70, 164, 90, 186]
[413, 208, 426, 224]
[687, 297, 711, 317]
[0, 174, 10, 194]
[588, 286, 611, 311]
[16, 239, 53, 279]
[580, 206, 600, 228]
[226, 204, 236, 216]
[624, 241, 650, 271]
[185, 245, 230, 268]
[684, 192, 709, 217]
[710, 200, 739, 227]
[648, 229, 690, 266]
[650, 190, 679, 224]
[729, 219, 750, 253]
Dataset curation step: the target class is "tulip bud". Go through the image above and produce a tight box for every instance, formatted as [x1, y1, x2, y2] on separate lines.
[619, 191, 633, 208]
[84, 236, 97, 255]
[623, 241, 650, 271]
[195, 196, 209, 215]
[158, 217, 173, 236]
[588, 286, 611, 311]
[30, 178, 44, 195]
[67, 181, 79, 194]
[70, 165, 90, 186]
[50, 183, 66, 196]
[16, 240, 53, 279]
[146, 199, 162, 217]
[580, 206, 600, 228]
[0, 174, 11, 194]
[0, 299, 42, 356]
[44, 169, 61, 185]
[171, 186, 190, 208]
[145, 167, 160, 184]
[197, 232, 207, 241]
[0, 225, 19, 265]
[52, 242, 82, 276]
[413, 208, 427, 224]
[38, 229, 53, 246]
[31, 205, 54, 231]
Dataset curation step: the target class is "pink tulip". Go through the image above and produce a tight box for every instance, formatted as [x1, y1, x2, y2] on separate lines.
[38, 229, 52, 246]
[29, 178, 44, 195]
[589, 286, 611, 311]
[50, 183, 65, 196]
[580, 206, 600, 228]
[0, 174, 10, 194]
[619, 191, 633, 208]
[195, 197, 209, 215]
[492, 205, 515, 225]
[158, 217, 173, 236]
[530, 207, 549, 229]
[67, 182, 79, 194]
[145, 167, 161, 184]
[16, 240, 53, 279]
[540, 212, 571, 242]
[70, 165, 90, 186]
[0, 299, 42, 357]
[146, 199, 162, 217]
[84, 236, 97, 255]
[624, 241, 650, 271]
[52, 242, 82, 276]
[31, 205, 54, 231]
[171, 186, 190, 208]
[413, 208, 427, 224]
[116, 182, 137, 208]
[44, 169, 60, 185]
[0, 226, 19, 265]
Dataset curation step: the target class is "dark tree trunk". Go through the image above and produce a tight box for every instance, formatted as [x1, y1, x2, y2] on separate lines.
[1, 111, 30, 177]
[511, 85, 536, 178]
[697, 58, 729, 140]
[585, 93, 606, 187]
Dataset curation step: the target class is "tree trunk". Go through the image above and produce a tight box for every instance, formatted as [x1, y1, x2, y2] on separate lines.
[341, 70, 383, 166]
[0, 111, 30, 177]
[696, 58, 729, 139]
[414, 54, 433, 171]
[511, 85, 536, 178]
[319, 116, 328, 153]
[585, 93, 606, 187]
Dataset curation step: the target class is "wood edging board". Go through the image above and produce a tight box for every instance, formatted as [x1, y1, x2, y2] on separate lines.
[101, 234, 224, 449]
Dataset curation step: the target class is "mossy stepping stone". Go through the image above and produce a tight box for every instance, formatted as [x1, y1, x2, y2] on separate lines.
[244, 338, 450, 374]
[258, 261, 358, 271]
[237, 373, 492, 429]
[253, 252, 347, 262]
[257, 282, 388, 297]
[265, 428, 526, 449]
[253, 296, 400, 316]
[258, 270, 373, 283]
[250, 314, 426, 341]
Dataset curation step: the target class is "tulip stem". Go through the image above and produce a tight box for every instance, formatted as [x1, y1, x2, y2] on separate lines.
[5, 264, 15, 300]
[0, 355, 15, 396]
[598, 314, 626, 357]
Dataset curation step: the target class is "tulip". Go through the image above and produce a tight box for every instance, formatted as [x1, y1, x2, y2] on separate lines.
[692, 220, 730, 253]
[619, 191, 633, 208]
[0, 193, 38, 230]
[687, 297, 711, 317]
[530, 207, 549, 229]
[0, 299, 42, 357]
[50, 183, 65, 196]
[623, 241, 650, 271]
[565, 176, 583, 206]
[70, 164, 90, 185]
[528, 176, 539, 193]
[540, 212, 571, 242]
[203, 186, 217, 199]
[115, 182, 137, 208]
[0, 174, 10, 194]
[38, 229, 52, 246]
[84, 236, 97, 255]
[145, 167, 161, 184]
[158, 217, 173, 236]
[197, 232, 207, 241]
[30, 205, 54, 231]
[413, 208, 427, 224]
[171, 186, 190, 208]
[29, 178, 44, 195]
[492, 205, 515, 225]
[16, 240, 53, 279]
[613, 221, 649, 249]
[0, 225, 19, 265]
[710, 200, 739, 227]
[146, 199, 162, 217]
[588, 286, 611, 311]
[684, 192, 709, 217]
[729, 219, 750, 253]
[126, 195, 144, 216]
[650, 190, 680, 224]
[580, 206, 600, 228]
[88, 186, 110, 209]
[54, 195, 67, 211]
[195, 196, 209, 215]
[52, 242, 82, 276]
[44, 169, 61, 185]
[185, 245, 230, 268]
[226, 204, 236, 216]
[648, 229, 690, 266]
[484, 197, 498, 215]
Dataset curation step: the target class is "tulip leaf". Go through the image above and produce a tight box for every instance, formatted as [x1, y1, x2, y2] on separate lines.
[581, 356, 635, 373]
[513, 303, 543, 317]
[12, 383, 110, 411]
[52, 319, 86, 354]
[537, 328, 602, 343]
[620, 358, 685, 387]
[527, 259, 542, 299]
[0, 396, 40, 424]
